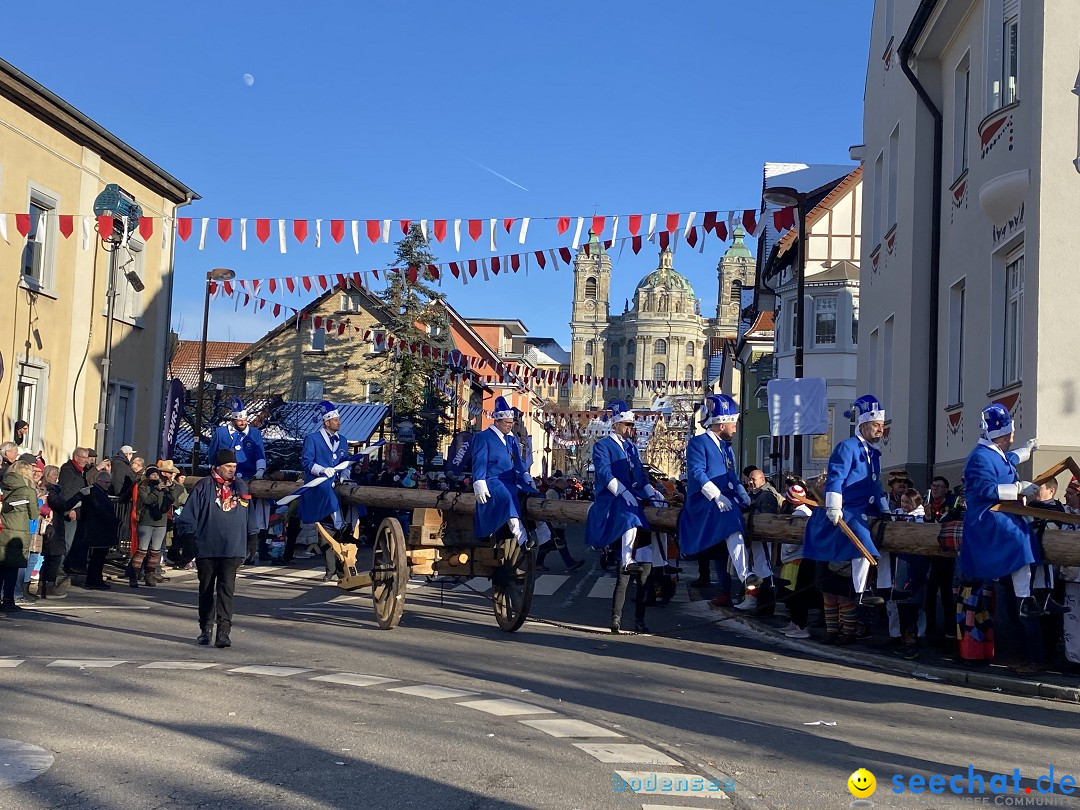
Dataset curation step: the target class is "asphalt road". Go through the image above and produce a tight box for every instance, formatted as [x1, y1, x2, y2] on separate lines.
[3, 532, 1080, 810]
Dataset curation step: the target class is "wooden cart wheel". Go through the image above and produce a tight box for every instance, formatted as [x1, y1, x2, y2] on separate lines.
[492, 538, 536, 632]
[371, 517, 408, 630]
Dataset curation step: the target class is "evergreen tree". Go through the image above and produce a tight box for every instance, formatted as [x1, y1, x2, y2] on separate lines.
[379, 224, 451, 466]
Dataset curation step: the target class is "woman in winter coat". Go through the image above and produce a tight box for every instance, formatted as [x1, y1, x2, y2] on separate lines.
[38, 466, 85, 599]
[1, 460, 39, 612]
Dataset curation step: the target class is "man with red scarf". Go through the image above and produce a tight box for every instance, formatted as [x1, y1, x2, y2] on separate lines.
[175, 450, 249, 648]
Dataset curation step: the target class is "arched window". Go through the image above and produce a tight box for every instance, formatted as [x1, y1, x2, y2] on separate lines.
[626, 339, 635, 355]
[625, 363, 635, 381]
[610, 342, 620, 357]
[585, 276, 598, 300]
[730, 279, 743, 301]
[585, 340, 594, 356]
[584, 363, 593, 378]
[610, 365, 619, 381]
[653, 363, 667, 381]
[685, 365, 694, 381]
[654, 339, 668, 356]
[686, 340, 695, 357]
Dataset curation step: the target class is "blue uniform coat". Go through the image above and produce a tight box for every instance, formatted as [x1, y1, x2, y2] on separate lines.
[585, 435, 649, 549]
[471, 427, 536, 538]
[802, 435, 887, 562]
[299, 428, 350, 524]
[958, 439, 1035, 581]
[677, 432, 749, 556]
[207, 424, 266, 481]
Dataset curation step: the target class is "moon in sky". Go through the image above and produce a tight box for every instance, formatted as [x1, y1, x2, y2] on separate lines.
[242, 73, 255, 86]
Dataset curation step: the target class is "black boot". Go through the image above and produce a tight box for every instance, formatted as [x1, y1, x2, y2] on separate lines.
[610, 617, 621, 635]
[215, 623, 232, 648]
[1034, 589, 1070, 616]
[857, 591, 885, 607]
[197, 627, 211, 646]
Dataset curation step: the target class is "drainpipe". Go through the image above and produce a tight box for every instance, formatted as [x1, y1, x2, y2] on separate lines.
[898, 0, 942, 484]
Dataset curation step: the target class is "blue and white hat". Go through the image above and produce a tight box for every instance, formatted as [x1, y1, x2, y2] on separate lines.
[981, 403, 1014, 439]
[227, 397, 248, 421]
[492, 396, 515, 421]
[845, 394, 886, 426]
[608, 400, 635, 425]
[703, 394, 739, 427]
[318, 400, 340, 422]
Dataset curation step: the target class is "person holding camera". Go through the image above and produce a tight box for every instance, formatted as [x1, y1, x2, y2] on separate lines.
[130, 462, 185, 587]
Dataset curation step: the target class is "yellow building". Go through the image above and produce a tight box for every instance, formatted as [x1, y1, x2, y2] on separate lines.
[0, 58, 197, 462]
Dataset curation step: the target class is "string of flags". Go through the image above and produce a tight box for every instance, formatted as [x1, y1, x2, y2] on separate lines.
[0, 207, 795, 254]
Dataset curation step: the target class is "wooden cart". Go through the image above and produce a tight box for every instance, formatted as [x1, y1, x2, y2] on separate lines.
[316, 505, 536, 632]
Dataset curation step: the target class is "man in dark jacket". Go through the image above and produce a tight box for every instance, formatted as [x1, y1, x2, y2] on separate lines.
[110, 446, 137, 501]
[175, 450, 249, 649]
[82, 470, 120, 590]
[740, 467, 782, 616]
[57, 447, 93, 582]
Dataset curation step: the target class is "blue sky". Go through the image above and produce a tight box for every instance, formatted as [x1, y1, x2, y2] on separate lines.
[6, 0, 872, 346]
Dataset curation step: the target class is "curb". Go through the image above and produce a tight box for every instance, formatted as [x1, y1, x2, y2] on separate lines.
[690, 602, 1080, 704]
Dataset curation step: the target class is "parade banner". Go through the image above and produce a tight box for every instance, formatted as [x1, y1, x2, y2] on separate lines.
[160, 378, 185, 460]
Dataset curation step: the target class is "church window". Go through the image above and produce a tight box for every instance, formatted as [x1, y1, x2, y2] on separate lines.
[584, 363, 593, 378]
[685, 365, 694, 381]
[625, 363, 635, 380]
[730, 280, 743, 302]
[610, 365, 619, 380]
[653, 363, 667, 381]
[686, 341, 695, 357]
[654, 339, 668, 356]
[626, 339, 635, 355]
[610, 342, 620, 357]
[585, 276, 598, 300]
[585, 340, 594, 356]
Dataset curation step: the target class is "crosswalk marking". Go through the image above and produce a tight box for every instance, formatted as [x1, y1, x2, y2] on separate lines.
[573, 743, 681, 765]
[309, 673, 397, 687]
[47, 659, 127, 668]
[519, 718, 623, 738]
[228, 665, 312, 677]
[387, 684, 478, 700]
[138, 662, 218, 670]
[452, 577, 490, 594]
[456, 698, 555, 717]
[587, 577, 617, 599]
[532, 574, 569, 596]
[0, 659, 24, 667]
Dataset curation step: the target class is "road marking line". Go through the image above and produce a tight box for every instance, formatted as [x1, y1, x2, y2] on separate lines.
[573, 743, 681, 765]
[309, 673, 397, 687]
[455, 698, 555, 717]
[387, 684, 479, 700]
[0, 660, 25, 667]
[519, 718, 623, 738]
[24, 605, 151, 611]
[641, 805, 717, 809]
[139, 662, 218, 670]
[587, 577, 617, 599]
[452, 577, 490, 594]
[532, 574, 569, 596]
[47, 659, 127, 668]
[615, 772, 730, 801]
[228, 665, 312, 677]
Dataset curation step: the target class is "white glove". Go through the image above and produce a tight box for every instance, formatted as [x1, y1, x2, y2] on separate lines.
[473, 479, 491, 504]
[255, 468, 265, 480]
[1019, 481, 1040, 499]
[1013, 438, 1039, 464]
[323, 467, 338, 481]
[621, 490, 639, 507]
[713, 493, 733, 512]
[826, 507, 842, 526]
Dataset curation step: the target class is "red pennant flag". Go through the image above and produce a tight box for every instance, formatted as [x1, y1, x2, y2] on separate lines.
[400, 219, 411, 235]
[468, 259, 478, 277]
[510, 254, 520, 272]
[387, 336, 395, 349]
[336, 274, 348, 289]
[352, 273, 364, 287]
[427, 264, 440, 280]
[252, 280, 261, 294]
[628, 214, 642, 236]
[372, 269, 379, 280]
[15, 213, 31, 236]
[592, 215, 605, 235]
[534, 251, 546, 269]
[242, 293, 250, 307]
[338, 323, 347, 336]
[407, 265, 418, 283]
[301, 277, 312, 292]
[468, 219, 482, 241]
[273, 303, 281, 317]
[716, 221, 728, 242]
[176, 217, 192, 241]
[658, 231, 670, 250]
[433, 219, 447, 242]
[137, 216, 152, 241]
[686, 226, 698, 248]
[313, 316, 323, 329]
[366, 220, 380, 243]
[503, 218, 515, 233]
[449, 262, 460, 278]
[98, 215, 115, 241]
[330, 219, 345, 243]
[59, 215, 75, 239]
[256, 218, 270, 243]
[556, 217, 570, 235]
[491, 257, 501, 275]
[777, 206, 796, 231]
[703, 211, 717, 234]
[285, 277, 296, 293]
[317, 276, 328, 290]
[223, 280, 234, 296]
[742, 209, 758, 234]
[632, 235, 643, 254]
[665, 213, 680, 233]
[218, 219, 233, 242]
[604, 239, 613, 250]
[293, 220, 308, 243]
[268, 278, 278, 293]
[558, 247, 572, 264]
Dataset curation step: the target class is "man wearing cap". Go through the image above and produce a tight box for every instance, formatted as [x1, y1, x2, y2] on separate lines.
[110, 445, 137, 501]
[679, 395, 770, 610]
[300, 401, 352, 579]
[208, 399, 269, 562]
[175, 449, 250, 648]
[960, 403, 1066, 618]
[471, 396, 537, 546]
[802, 394, 898, 606]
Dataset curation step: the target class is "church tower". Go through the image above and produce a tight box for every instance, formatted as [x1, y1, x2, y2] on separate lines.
[569, 231, 611, 410]
[714, 225, 755, 338]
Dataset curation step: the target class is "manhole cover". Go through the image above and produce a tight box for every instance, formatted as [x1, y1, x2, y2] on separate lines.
[0, 739, 54, 789]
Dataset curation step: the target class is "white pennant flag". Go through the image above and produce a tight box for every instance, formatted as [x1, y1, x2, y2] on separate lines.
[315, 219, 322, 248]
[572, 216, 583, 247]
[278, 219, 287, 254]
[482, 257, 490, 281]
[161, 216, 170, 251]
[647, 213, 657, 239]
[120, 215, 129, 247]
[461, 261, 468, 286]
[420, 219, 428, 241]
[618, 238, 626, 262]
[0, 214, 8, 244]
[549, 248, 559, 271]
[489, 218, 497, 252]
[610, 215, 619, 244]
[684, 211, 697, 240]
[453, 219, 461, 252]
[699, 228, 707, 254]
[81, 215, 92, 250]
[726, 210, 739, 237]
[240, 218, 248, 251]
[518, 216, 530, 244]
[198, 217, 208, 250]
[381, 219, 391, 243]
[351, 220, 359, 254]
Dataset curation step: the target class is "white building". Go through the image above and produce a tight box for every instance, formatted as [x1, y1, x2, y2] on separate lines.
[859, 0, 1079, 485]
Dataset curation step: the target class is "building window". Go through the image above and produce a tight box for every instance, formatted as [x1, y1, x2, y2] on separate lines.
[609, 365, 618, 381]
[948, 280, 965, 404]
[21, 191, 58, 287]
[882, 316, 894, 409]
[305, 379, 324, 400]
[872, 151, 884, 245]
[114, 240, 146, 324]
[652, 363, 666, 381]
[884, 0, 894, 42]
[369, 330, 387, 353]
[1002, 8, 1019, 107]
[813, 296, 838, 346]
[560, 384, 569, 399]
[626, 339, 635, 355]
[310, 326, 326, 352]
[610, 342, 620, 357]
[14, 361, 48, 455]
[887, 124, 899, 230]
[584, 340, 594, 356]
[625, 363, 634, 381]
[953, 54, 971, 178]
[757, 435, 773, 475]
[107, 381, 136, 455]
[584, 363, 593, 378]
[367, 381, 384, 403]
[686, 340, 695, 357]
[654, 339, 668, 355]
[684, 364, 694, 381]
[340, 292, 363, 313]
[584, 276, 598, 300]
[851, 295, 859, 345]
[548, 386, 555, 398]
[1003, 249, 1024, 386]
[787, 302, 797, 351]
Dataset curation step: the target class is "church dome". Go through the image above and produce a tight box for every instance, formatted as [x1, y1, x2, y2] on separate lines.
[634, 249, 695, 296]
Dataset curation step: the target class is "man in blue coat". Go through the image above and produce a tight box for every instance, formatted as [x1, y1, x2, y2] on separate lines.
[208, 398, 269, 562]
[802, 394, 896, 606]
[299, 401, 350, 532]
[471, 396, 537, 544]
[678, 395, 768, 610]
[960, 403, 1066, 618]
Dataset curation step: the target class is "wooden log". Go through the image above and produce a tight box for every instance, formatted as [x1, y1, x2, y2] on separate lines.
[189, 479, 1080, 566]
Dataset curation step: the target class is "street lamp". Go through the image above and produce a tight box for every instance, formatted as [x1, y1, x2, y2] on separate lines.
[762, 185, 808, 477]
[190, 267, 235, 473]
